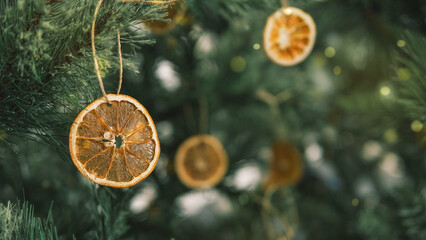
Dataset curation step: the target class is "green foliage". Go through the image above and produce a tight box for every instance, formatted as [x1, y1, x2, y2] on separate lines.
[91, 187, 132, 240]
[0, 0, 161, 157]
[185, 0, 275, 31]
[395, 186, 426, 239]
[0, 201, 62, 240]
[0, 202, 20, 240]
[357, 208, 398, 240]
[357, 185, 426, 240]
[0, 0, 426, 239]
[395, 31, 426, 122]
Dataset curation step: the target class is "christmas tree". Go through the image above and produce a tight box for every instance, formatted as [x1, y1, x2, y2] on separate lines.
[1, 0, 426, 239]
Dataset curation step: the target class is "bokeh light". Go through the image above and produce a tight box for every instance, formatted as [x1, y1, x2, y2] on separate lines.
[397, 40, 406, 47]
[397, 68, 411, 81]
[411, 120, 423, 132]
[230, 56, 246, 72]
[333, 66, 341, 75]
[384, 128, 398, 144]
[324, 47, 336, 58]
[380, 86, 391, 96]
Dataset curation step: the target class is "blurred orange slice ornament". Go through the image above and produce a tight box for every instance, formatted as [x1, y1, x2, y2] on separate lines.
[143, 0, 187, 34]
[175, 135, 228, 189]
[69, 94, 160, 188]
[263, 140, 303, 189]
[263, 6, 316, 66]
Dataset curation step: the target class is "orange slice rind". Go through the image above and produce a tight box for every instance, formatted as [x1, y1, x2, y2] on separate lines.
[69, 94, 160, 188]
[175, 135, 228, 189]
[263, 7, 316, 66]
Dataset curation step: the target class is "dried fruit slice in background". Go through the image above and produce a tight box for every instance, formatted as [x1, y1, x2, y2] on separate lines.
[175, 135, 228, 189]
[143, 0, 187, 34]
[263, 140, 303, 189]
[263, 7, 316, 66]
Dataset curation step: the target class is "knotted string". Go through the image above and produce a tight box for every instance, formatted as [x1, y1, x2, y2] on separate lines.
[116, 28, 123, 95]
[92, 0, 178, 103]
[281, 0, 289, 8]
[92, 0, 124, 104]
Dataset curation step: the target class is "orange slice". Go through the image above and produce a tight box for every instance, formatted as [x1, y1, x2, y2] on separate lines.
[175, 135, 228, 189]
[69, 94, 160, 188]
[263, 7, 316, 66]
[143, 0, 187, 34]
[263, 140, 303, 189]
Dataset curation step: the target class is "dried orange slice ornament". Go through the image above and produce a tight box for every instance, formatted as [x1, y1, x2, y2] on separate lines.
[263, 7, 316, 66]
[175, 135, 228, 189]
[263, 140, 303, 189]
[69, 94, 160, 188]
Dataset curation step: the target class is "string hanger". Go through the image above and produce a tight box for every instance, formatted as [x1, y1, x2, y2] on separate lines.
[280, 0, 289, 8]
[256, 89, 292, 138]
[92, 0, 123, 104]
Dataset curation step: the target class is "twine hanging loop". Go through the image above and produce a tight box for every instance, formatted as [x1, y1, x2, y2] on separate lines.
[92, 0, 124, 103]
[280, 0, 289, 8]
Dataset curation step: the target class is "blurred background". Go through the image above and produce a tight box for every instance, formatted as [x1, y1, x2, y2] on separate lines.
[1, 0, 426, 239]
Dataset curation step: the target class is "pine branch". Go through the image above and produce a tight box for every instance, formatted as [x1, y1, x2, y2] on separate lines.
[0, 201, 63, 240]
[91, 186, 132, 240]
[394, 31, 426, 122]
[0, 0, 163, 158]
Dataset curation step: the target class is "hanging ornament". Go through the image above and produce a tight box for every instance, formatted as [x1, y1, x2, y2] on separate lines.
[69, 0, 160, 188]
[262, 187, 299, 240]
[69, 94, 161, 188]
[263, 140, 303, 189]
[263, 0, 316, 66]
[175, 135, 228, 189]
[143, 0, 187, 35]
